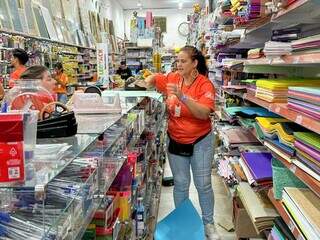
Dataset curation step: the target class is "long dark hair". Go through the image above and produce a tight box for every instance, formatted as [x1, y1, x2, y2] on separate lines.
[180, 46, 208, 76]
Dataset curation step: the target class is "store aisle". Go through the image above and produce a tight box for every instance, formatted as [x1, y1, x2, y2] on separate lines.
[157, 163, 236, 240]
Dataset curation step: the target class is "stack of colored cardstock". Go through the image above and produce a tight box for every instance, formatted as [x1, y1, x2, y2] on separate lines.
[237, 182, 279, 232]
[282, 187, 320, 240]
[293, 132, 320, 180]
[239, 152, 273, 187]
[256, 79, 320, 103]
[288, 87, 320, 120]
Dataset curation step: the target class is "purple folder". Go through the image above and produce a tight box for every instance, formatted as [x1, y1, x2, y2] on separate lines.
[294, 140, 320, 162]
[241, 152, 273, 182]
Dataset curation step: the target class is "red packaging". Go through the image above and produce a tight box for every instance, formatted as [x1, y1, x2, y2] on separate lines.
[0, 114, 25, 183]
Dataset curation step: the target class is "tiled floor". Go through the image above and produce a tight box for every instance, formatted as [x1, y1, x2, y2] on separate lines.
[157, 161, 237, 240]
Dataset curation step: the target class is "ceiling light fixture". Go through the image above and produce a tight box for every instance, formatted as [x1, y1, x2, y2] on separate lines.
[137, 1, 142, 7]
[178, 2, 183, 9]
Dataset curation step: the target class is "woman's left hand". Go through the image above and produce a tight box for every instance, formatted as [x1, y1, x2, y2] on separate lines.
[167, 83, 183, 99]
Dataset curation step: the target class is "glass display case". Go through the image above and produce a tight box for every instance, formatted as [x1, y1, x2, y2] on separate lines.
[0, 95, 163, 240]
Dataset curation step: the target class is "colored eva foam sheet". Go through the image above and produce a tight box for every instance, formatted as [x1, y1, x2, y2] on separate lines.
[155, 199, 205, 240]
[294, 132, 320, 152]
[225, 107, 279, 118]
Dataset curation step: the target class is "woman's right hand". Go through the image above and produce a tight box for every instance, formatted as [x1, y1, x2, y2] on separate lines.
[144, 74, 156, 89]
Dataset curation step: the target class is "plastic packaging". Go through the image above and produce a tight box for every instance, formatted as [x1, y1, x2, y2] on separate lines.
[3, 79, 54, 112]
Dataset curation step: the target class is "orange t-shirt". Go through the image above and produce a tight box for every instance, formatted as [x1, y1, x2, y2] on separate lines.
[54, 73, 68, 94]
[9, 66, 27, 88]
[155, 72, 215, 144]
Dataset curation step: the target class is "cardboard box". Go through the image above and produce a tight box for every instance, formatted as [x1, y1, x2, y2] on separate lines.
[233, 196, 259, 238]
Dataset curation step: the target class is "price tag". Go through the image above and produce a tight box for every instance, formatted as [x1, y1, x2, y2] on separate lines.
[290, 165, 297, 174]
[296, 115, 303, 125]
[288, 220, 294, 231]
[275, 106, 281, 113]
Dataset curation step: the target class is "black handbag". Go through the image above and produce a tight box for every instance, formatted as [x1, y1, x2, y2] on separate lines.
[37, 102, 77, 138]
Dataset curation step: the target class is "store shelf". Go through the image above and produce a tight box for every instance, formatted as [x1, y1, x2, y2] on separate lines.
[272, 0, 320, 24]
[0, 29, 95, 50]
[271, 152, 320, 198]
[126, 46, 153, 50]
[267, 189, 306, 240]
[126, 56, 150, 59]
[244, 93, 320, 134]
[245, 53, 320, 66]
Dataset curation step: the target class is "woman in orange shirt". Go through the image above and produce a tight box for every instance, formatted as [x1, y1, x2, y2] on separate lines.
[53, 62, 69, 104]
[145, 46, 219, 240]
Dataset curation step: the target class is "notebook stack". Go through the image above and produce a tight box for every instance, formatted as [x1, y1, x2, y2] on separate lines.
[239, 152, 273, 188]
[256, 79, 320, 103]
[293, 132, 320, 181]
[282, 187, 320, 240]
[288, 87, 320, 120]
[237, 182, 279, 232]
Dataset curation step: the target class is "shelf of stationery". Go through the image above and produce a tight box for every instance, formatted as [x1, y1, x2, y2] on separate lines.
[243, 93, 320, 134]
[244, 53, 320, 66]
[267, 189, 306, 240]
[0, 29, 96, 50]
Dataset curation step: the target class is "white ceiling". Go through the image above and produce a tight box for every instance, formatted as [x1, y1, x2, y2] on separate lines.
[118, 0, 200, 10]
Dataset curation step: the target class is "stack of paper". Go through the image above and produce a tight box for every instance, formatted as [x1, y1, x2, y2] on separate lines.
[224, 107, 279, 123]
[256, 117, 305, 162]
[291, 34, 320, 53]
[242, 79, 257, 96]
[270, 217, 296, 240]
[288, 87, 320, 120]
[237, 182, 279, 232]
[239, 152, 273, 187]
[263, 41, 292, 58]
[293, 132, 320, 181]
[282, 187, 320, 240]
[256, 79, 320, 103]
[221, 127, 260, 148]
